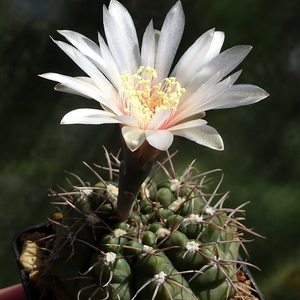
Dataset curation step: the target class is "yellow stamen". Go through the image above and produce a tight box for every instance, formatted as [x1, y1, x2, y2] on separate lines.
[120, 66, 185, 129]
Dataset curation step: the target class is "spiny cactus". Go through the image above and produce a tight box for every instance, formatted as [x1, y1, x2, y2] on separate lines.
[22, 151, 259, 300]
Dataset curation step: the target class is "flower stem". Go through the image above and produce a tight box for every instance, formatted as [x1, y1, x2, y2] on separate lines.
[116, 137, 160, 221]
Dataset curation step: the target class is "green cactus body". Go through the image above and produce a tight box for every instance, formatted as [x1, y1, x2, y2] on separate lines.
[32, 157, 256, 300]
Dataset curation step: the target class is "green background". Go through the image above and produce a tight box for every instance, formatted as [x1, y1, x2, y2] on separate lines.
[1, 0, 300, 299]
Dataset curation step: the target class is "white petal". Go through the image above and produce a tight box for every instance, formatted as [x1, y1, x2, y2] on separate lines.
[141, 20, 156, 68]
[147, 110, 170, 130]
[172, 125, 224, 150]
[172, 31, 224, 87]
[40, 73, 121, 115]
[108, 0, 140, 67]
[40, 72, 103, 100]
[54, 76, 95, 98]
[97, 33, 120, 87]
[170, 72, 221, 124]
[179, 70, 242, 115]
[155, 1, 185, 80]
[201, 70, 242, 101]
[145, 130, 174, 151]
[52, 38, 116, 96]
[180, 69, 221, 103]
[112, 115, 139, 128]
[212, 84, 269, 109]
[201, 31, 225, 65]
[184, 45, 252, 96]
[58, 30, 120, 87]
[103, 6, 129, 73]
[121, 126, 146, 151]
[167, 118, 207, 131]
[58, 30, 104, 69]
[103, 0, 140, 74]
[61, 109, 120, 125]
[171, 28, 215, 85]
[201, 45, 252, 80]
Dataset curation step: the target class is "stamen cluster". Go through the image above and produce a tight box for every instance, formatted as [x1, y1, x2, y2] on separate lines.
[120, 66, 185, 129]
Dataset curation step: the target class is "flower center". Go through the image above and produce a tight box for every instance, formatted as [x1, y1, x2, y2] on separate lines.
[120, 66, 185, 129]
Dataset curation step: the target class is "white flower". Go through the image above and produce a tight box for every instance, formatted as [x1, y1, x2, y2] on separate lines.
[40, 0, 268, 152]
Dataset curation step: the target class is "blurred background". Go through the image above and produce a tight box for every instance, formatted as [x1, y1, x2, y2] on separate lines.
[1, 0, 300, 298]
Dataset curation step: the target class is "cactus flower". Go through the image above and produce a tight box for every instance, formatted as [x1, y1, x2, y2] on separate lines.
[40, 0, 269, 221]
[41, 0, 268, 153]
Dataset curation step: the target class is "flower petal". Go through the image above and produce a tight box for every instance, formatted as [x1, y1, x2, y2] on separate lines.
[211, 84, 269, 109]
[200, 70, 242, 102]
[176, 70, 242, 119]
[121, 126, 146, 151]
[201, 31, 225, 65]
[61, 108, 120, 125]
[167, 118, 207, 131]
[103, 0, 140, 74]
[141, 20, 156, 68]
[102, 7, 129, 73]
[112, 115, 139, 128]
[183, 45, 252, 97]
[172, 30, 224, 88]
[58, 30, 103, 69]
[40, 72, 103, 100]
[54, 76, 95, 98]
[147, 110, 170, 130]
[40, 73, 122, 115]
[202, 45, 252, 78]
[52, 38, 117, 97]
[58, 29, 120, 87]
[97, 33, 120, 87]
[108, 0, 140, 66]
[171, 28, 216, 85]
[155, 1, 185, 80]
[172, 125, 224, 150]
[145, 130, 174, 151]
[169, 72, 221, 126]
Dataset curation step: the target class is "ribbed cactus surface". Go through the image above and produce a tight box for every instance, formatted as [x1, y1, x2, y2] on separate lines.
[28, 155, 254, 300]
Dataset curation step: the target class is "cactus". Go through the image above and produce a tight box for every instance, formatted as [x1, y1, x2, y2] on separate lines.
[21, 1, 268, 298]
[21, 151, 259, 300]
